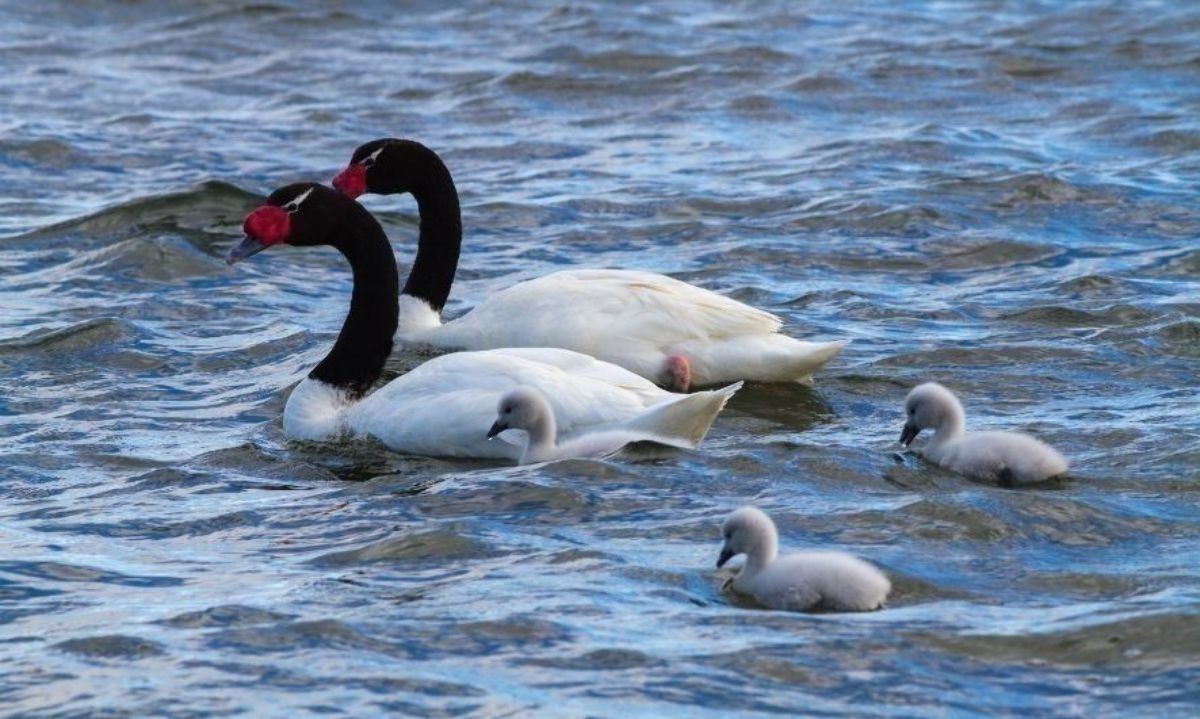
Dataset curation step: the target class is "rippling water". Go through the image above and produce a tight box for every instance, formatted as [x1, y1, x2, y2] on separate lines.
[2, 1, 1199, 715]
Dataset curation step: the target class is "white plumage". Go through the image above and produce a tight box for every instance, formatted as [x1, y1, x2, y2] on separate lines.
[488, 384, 731, 464]
[231, 185, 746, 460]
[396, 269, 846, 388]
[900, 381, 1068, 485]
[285, 347, 740, 459]
[717, 506, 890, 612]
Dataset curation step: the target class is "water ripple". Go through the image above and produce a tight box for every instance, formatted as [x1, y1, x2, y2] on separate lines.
[1, 0, 1197, 716]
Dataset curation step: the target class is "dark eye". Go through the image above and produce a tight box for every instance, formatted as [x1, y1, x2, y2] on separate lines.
[280, 187, 313, 216]
[723, 530, 731, 540]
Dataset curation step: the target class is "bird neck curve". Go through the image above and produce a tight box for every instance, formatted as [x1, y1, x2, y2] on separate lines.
[308, 206, 399, 398]
[932, 401, 966, 444]
[745, 528, 780, 576]
[400, 150, 461, 315]
[520, 405, 559, 464]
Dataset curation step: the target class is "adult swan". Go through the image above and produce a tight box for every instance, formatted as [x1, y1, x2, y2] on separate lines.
[332, 139, 845, 391]
[226, 183, 741, 459]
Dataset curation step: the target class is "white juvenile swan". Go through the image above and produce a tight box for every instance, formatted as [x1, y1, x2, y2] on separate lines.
[900, 381, 1068, 485]
[716, 506, 890, 612]
[227, 183, 741, 459]
[332, 138, 846, 391]
[486, 385, 718, 465]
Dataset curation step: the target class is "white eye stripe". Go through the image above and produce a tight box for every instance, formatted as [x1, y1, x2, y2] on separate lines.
[284, 187, 314, 213]
[362, 147, 384, 166]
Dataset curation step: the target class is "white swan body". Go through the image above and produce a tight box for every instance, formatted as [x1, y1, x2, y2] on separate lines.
[233, 184, 740, 461]
[394, 269, 846, 388]
[717, 507, 890, 612]
[901, 382, 1068, 485]
[285, 347, 741, 459]
[488, 385, 719, 464]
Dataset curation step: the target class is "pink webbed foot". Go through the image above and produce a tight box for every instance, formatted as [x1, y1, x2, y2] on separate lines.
[663, 355, 692, 393]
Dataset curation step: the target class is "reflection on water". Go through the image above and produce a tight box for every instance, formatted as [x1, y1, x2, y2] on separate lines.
[2, 1, 1198, 716]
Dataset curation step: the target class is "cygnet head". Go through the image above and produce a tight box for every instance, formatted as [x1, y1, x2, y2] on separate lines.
[487, 386, 551, 439]
[717, 506, 778, 568]
[901, 381, 965, 446]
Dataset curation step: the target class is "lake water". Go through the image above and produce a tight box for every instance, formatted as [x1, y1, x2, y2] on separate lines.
[2, 1, 1198, 716]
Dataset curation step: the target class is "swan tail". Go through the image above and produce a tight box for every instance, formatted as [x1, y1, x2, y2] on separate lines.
[622, 382, 743, 447]
[682, 336, 847, 386]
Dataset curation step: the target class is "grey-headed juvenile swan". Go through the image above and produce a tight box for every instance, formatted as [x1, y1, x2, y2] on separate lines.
[717, 506, 890, 612]
[900, 382, 1068, 485]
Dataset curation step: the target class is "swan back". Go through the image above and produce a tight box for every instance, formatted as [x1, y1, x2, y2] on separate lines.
[346, 349, 648, 459]
[339, 348, 735, 460]
[933, 431, 1069, 485]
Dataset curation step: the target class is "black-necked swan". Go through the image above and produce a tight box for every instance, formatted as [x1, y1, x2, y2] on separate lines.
[717, 506, 891, 612]
[487, 385, 715, 465]
[332, 138, 846, 392]
[226, 183, 741, 459]
[900, 381, 1069, 485]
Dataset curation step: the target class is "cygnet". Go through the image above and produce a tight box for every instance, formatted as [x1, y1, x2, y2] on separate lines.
[900, 381, 1068, 485]
[716, 506, 890, 612]
[487, 386, 695, 465]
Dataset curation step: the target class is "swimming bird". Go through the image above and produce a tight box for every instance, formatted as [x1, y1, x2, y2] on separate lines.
[332, 138, 846, 391]
[717, 506, 890, 612]
[226, 183, 741, 459]
[487, 385, 724, 465]
[899, 381, 1068, 485]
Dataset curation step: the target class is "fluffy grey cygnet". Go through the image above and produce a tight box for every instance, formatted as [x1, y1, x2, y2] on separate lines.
[487, 386, 698, 465]
[716, 506, 890, 612]
[900, 381, 1068, 485]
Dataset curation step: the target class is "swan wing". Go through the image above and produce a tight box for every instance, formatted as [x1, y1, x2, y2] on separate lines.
[738, 563, 823, 611]
[345, 349, 675, 458]
[939, 432, 1068, 484]
[479, 346, 664, 403]
[756, 552, 889, 612]
[463, 269, 781, 344]
[433, 270, 842, 385]
[552, 429, 696, 462]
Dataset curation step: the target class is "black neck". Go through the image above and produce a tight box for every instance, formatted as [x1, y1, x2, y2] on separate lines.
[397, 152, 461, 313]
[309, 208, 399, 397]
